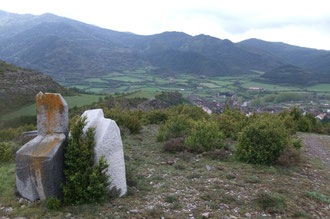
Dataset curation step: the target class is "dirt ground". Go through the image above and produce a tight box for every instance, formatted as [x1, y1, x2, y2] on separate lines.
[300, 133, 330, 170]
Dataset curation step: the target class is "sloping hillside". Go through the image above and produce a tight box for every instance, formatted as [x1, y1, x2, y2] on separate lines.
[0, 60, 69, 114]
[261, 64, 322, 85]
[238, 38, 330, 77]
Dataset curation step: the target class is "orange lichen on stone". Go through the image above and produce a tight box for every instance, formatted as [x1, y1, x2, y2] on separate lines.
[31, 137, 60, 157]
[37, 93, 64, 134]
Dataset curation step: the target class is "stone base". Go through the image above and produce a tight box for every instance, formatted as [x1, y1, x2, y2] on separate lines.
[16, 133, 66, 201]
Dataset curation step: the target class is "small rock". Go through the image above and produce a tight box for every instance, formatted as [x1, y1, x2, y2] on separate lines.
[20, 205, 25, 208]
[130, 209, 139, 213]
[18, 198, 24, 203]
[206, 165, 211, 171]
[167, 161, 175, 165]
[65, 213, 72, 218]
[244, 213, 251, 218]
[230, 216, 237, 219]
[4, 207, 13, 213]
[201, 212, 210, 218]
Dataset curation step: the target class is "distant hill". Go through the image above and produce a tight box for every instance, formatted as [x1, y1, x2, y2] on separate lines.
[238, 39, 330, 83]
[0, 10, 329, 85]
[0, 60, 69, 115]
[261, 64, 323, 86]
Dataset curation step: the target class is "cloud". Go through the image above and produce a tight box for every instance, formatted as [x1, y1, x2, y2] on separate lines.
[185, 8, 330, 35]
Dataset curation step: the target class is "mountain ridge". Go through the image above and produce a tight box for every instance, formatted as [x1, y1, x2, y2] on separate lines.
[0, 10, 329, 85]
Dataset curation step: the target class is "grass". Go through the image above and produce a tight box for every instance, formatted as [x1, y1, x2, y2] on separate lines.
[307, 83, 330, 92]
[253, 191, 286, 213]
[1, 126, 329, 218]
[84, 78, 107, 83]
[1, 94, 105, 120]
[200, 82, 221, 88]
[304, 191, 330, 204]
[110, 76, 144, 82]
[241, 81, 296, 91]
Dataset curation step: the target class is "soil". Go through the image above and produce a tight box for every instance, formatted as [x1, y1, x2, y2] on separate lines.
[300, 132, 330, 170]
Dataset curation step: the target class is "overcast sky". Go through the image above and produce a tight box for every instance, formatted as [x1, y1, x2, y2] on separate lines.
[1, 0, 330, 50]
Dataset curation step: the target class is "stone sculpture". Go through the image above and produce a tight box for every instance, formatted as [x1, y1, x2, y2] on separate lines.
[16, 92, 68, 201]
[82, 109, 127, 197]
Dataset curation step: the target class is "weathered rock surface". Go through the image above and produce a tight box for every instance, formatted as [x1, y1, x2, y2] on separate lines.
[36, 92, 68, 136]
[16, 92, 68, 201]
[82, 109, 127, 197]
[16, 134, 66, 201]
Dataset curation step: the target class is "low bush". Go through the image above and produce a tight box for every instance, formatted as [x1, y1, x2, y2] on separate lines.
[214, 107, 248, 140]
[296, 116, 312, 132]
[304, 191, 330, 204]
[144, 109, 168, 124]
[62, 117, 110, 205]
[105, 107, 142, 134]
[0, 124, 36, 142]
[45, 197, 62, 210]
[277, 110, 297, 134]
[185, 119, 224, 153]
[0, 142, 19, 162]
[163, 137, 186, 153]
[157, 115, 193, 142]
[235, 115, 289, 165]
[276, 146, 301, 167]
[291, 138, 303, 149]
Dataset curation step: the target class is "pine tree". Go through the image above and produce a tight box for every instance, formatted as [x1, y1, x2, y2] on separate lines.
[62, 117, 110, 205]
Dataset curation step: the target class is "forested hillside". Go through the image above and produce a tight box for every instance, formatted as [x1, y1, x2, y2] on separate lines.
[0, 60, 69, 114]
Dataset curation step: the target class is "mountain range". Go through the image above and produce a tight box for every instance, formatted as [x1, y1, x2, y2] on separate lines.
[0, 10, 329, 86]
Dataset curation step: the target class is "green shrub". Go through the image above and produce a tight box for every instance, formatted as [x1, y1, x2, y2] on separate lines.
[144, 109, 168, 124]
[157, 115, 193, 142]
[45, 197, 62, 210]
[215, 107, 248, 140]
[163, 137, 186, 153]
[155, 91, 184, 107]
[290, 107, 302, 121]
[62, 117, 110, 205]
[235, 115, 289, 165]
[105, 107, 142, 134]
[165, 194, 178, 203]
[277, 110, 297, 134]
[0, 142, 19, 162]
[297, 116, 312, 132]
[276, 146, 301, 167]
[291, 138, 303, 149]
[185, 120, 224, 153]
[304, 191, 330, 204]
[0, 124, 36, 142]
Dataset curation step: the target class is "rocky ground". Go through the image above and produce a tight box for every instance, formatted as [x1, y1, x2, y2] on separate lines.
[0, 126, 329, 218]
